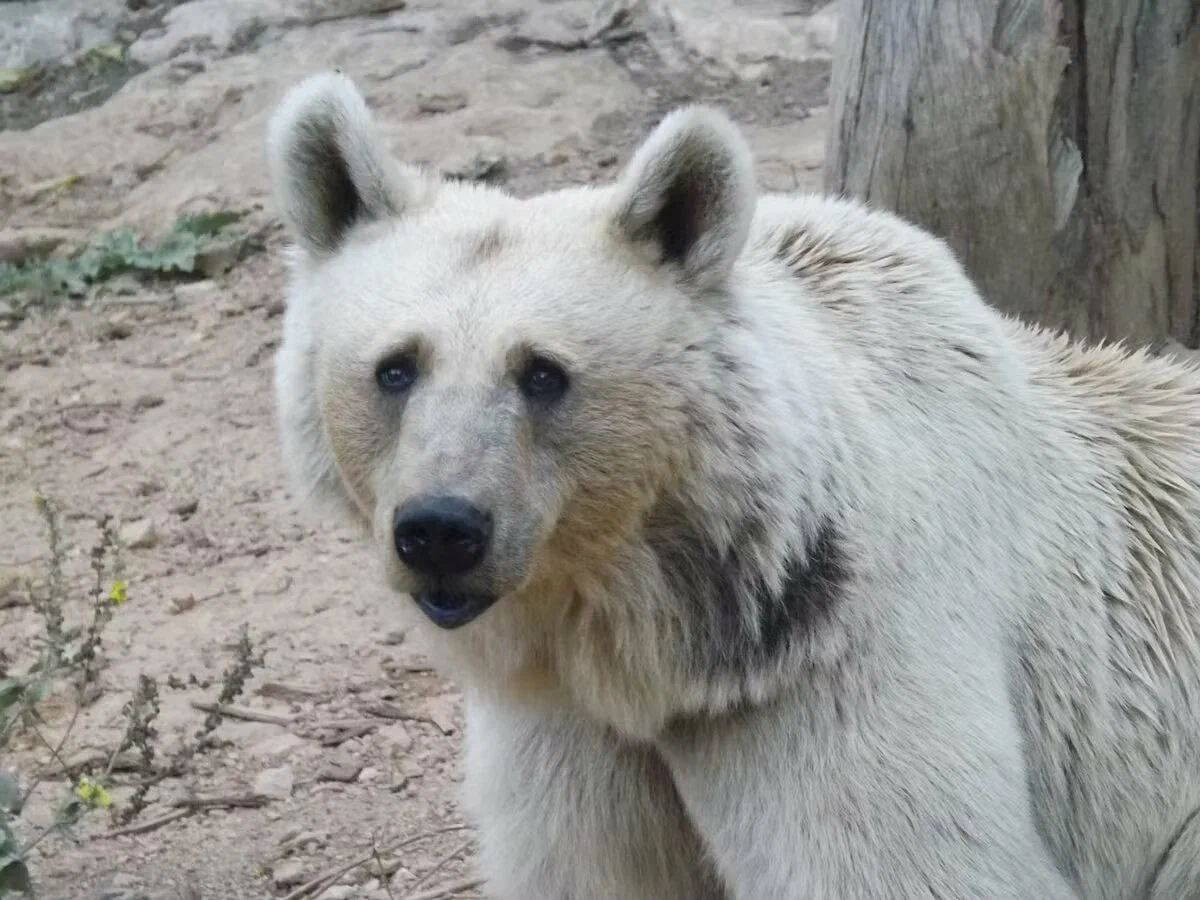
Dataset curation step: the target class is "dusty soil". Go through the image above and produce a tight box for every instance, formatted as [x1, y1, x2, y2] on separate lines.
[0, 1, 834, 897]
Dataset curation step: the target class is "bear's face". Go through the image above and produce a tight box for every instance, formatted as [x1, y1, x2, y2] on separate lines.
[268, 73, 756, 634]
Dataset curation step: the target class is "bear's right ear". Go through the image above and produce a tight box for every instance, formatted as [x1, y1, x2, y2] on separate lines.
[267, 72, 425, 257]
[610, 105, 756, 289]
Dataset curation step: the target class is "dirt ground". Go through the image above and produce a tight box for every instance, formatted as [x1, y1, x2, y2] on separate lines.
[0, 2, 834, 897]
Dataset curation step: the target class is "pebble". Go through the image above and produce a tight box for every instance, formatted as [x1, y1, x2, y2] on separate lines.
[132, 393, 165, 410]
[118, 518, 158, 550]
[319, 886, 356, 900]
[317, 761, 362, 783]
[254, 765, 295, 801]
[379, 723, 413, 755]
[415, 90, 468, 115]
[272, 859, 306, 889]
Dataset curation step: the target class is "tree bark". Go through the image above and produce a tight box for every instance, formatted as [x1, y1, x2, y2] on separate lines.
[824, 0, 1199, 348]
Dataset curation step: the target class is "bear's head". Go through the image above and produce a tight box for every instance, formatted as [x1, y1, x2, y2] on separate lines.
[267, 72, 759, 650]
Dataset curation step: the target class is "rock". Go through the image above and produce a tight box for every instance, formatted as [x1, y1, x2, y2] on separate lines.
[379, 723, 413, 755]
[247, 732, 308, 761]
[415, 90, 468, 115]
[0, 226, 75, 263]
[132, 393, 165, 411]
[279, 830, 327, 854]
[0, 300, 20, 330]
[647, 0, 838, 78]
[423, 695, 460, 735]
[357, 766, 382, 784]
[272, 859, 306, 889]
[297, 0, 408, 24]
[443, 152, 507, 184]
[0, 565, 34, 609]
[319, 886, 356, 900]
[167, 593, 197, 615]
[0, 1, 122, 69]
[119, 519, 158, 550]
[172, 498, 200, 517]
[317, 761, 362, 783]
[378, 628, 407, 646]
[254, 765, 294, 801]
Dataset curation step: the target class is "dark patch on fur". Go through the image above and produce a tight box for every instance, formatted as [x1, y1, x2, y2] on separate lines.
[649, 515, 848, 677]
[471, 225, 505, 262]
[953, 344, 985, 363]
[713, 349, 740, 375]
[753, 524, 845, 661]
[293, 121, 363, 252]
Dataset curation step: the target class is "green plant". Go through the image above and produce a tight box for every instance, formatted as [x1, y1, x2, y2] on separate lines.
[0, 492, 264, 897]
[0, 209, 249, 303]
[0, 494, 126, 896]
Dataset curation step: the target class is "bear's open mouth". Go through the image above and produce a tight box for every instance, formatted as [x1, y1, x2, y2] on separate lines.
[413, 589, 498, 630]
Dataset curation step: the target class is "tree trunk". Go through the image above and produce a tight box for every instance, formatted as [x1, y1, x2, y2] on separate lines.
[824, 0, 1199, 349]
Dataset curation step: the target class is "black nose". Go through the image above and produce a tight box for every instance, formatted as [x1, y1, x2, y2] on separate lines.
[393, 495, 492, 578]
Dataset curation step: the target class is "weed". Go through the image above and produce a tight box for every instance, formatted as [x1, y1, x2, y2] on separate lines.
[0, 209, 250, 306]
[0, 492, 265, 897]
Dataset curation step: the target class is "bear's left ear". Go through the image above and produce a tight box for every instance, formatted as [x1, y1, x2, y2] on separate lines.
[610, 105, 756, 288]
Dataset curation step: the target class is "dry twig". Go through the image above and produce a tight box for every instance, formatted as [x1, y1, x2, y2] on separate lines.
[281, 825, 469, 900]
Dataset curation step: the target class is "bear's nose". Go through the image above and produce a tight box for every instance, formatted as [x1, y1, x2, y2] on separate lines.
[392, 495, 493, 578]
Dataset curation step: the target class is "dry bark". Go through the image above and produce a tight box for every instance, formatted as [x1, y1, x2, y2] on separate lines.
[825, 0, 1199, 348]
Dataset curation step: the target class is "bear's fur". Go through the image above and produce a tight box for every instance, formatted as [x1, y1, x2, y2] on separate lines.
[267, 72, 1200, 899]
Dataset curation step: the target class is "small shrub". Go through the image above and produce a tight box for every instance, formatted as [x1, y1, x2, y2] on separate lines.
[0, 492, 264, 897]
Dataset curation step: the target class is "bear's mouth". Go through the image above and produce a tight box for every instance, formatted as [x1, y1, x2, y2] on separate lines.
[413, 589, 498, 630]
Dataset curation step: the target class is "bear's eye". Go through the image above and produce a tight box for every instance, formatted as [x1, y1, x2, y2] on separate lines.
[375, 354, 418, 394]
[518, 356, 569, 403]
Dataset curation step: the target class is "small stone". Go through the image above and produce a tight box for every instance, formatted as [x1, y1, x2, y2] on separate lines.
[0, 226, 74, 263]
[357, 766, 382, 784]
[249, 733, 307, 763]
[378, 628, 407, 646]
[0, 565, 33, 609]
[254, 765, 294, 801]
[379, 723, 413, 755]
[319, 886, 355, 900]
[132, 393, 164, 410]
[119, 519, 158, 550]
[424, 695, 459, 735]
[415, 90, 467, 115]
[167, 594, 196, 615]
[280, 830, 327, 854]
[172, 498, 199, 517]
[317, 761, 362, 783]
[103, 320, 134, 341]
[0, 300, 20, 328]
[272, 859, 306, 889]
[134, 480, 163, 497]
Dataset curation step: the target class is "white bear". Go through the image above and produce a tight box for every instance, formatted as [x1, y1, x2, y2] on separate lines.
[267, 71, 1200, 899]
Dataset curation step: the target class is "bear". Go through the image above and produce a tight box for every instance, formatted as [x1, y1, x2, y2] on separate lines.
[266, 71, 1200, 899]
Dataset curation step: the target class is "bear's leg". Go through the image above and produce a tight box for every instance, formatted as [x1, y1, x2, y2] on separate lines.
[657, 673, 1081, 899]
[462, 691, 725, 900]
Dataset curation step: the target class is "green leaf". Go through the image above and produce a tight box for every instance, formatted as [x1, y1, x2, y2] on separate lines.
[0, 682, 22, 715]
[173, 210, 243, 238]
[0, 852, 31, 898]
[54, 795, 85, 832]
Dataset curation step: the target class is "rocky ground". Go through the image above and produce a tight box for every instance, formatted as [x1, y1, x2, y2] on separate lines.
[0, 1, 834, 897]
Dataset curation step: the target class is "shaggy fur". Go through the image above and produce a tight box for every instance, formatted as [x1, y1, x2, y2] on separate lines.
[267, 71, 1200, 899]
